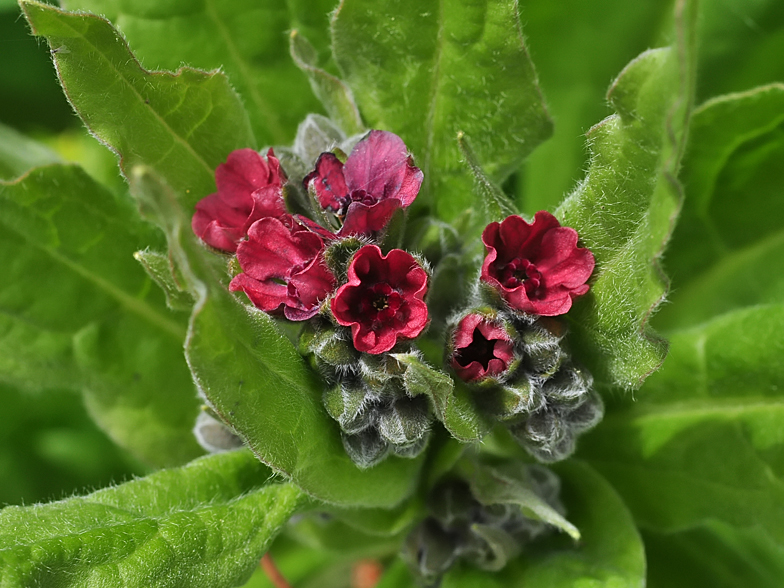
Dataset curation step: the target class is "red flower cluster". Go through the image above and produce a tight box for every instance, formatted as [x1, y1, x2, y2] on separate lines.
[304, 130, 423, 236]
[481, 212, 594, 316]
[451, 314, 514, 382]
[192, 148, 286, 252]
[332, 246, 428, 354]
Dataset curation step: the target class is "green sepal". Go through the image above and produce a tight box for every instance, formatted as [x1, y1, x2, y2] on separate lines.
[323, 383, 373, 435]
[323, 235, 364, 283]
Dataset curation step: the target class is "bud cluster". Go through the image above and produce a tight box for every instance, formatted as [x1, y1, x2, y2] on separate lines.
[402, 462, 565, 586]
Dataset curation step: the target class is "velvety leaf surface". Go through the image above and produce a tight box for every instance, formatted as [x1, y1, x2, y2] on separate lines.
[131, 167, 424, 508]
[517, 0, 674, 213]
[440, 461, 645, 588]
[656, 84, 784, 330]
[645, 522, 784, 588]
[0, 383, 141, 507]
[60, 0, 339, 145]
[332, 0, 552, 221]
[0, 163, 202, 467]
[21, 0, 255, 211]
[579, 304, 784, 544]
[0, 450, 303, 587]
[554, 0, 697, 389]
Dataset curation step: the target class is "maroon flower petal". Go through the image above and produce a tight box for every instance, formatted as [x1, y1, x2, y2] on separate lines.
[231, 216, 336, 321]
[229, 272, 288, 314]
[304, 152, 349, 212]
[192, 148, 286, 251]
[215, 148, 286, 209]
[339, 198, 401, 236]
[237, 217, 323, 282]
[480, 212, 595, 316]
[331, 245, 428, 354]
[343, 131, 423, 206]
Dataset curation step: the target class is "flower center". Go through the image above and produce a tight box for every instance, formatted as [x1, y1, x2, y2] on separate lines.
[359, 283, 406, 330]
[498, 258, 544, 299]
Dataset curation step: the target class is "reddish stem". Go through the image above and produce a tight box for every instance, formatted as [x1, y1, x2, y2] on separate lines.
[260, 553, 293, 588]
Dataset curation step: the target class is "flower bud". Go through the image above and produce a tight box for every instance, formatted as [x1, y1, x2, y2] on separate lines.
[376, 395, 431, 448]
[323, 383, 374, 435]
[448, 311, 518, 384]
[341, 427, 389, 469]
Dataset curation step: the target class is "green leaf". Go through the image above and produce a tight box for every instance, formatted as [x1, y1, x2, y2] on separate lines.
[21, 0, 256, 211]
[289, 30, 364, 137]
[517, 0, 674, 213]
[332, 0, 552, 221]
[0, 122, 61, 181]
[656, 84, 784, 331]
[554, 0, 697, 389]
[131, 167, 425, 508]
[645, 522, 784, 588]
[60, 0, 340, 145]
[461, 460, 580, 540]
[0, 450, 304, 587]
[579, 304, 784, 544]
[456, 131, 517, 226]
[697, 0, 784, 102]
[0, 164, 202, 467]
[0, 383, 142, 507]
[441, 461, 645, 588]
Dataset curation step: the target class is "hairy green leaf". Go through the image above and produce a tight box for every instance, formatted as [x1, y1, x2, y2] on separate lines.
[134, 249, 194, 312]
[656, 84, 784, 330]
[518, 0, 674, 212]
[0, 450, 303, 587]
[60, 0, 339, 145]
[332, 0, 552, 221]
[21, 0, 255, 211]
[645, 522, 784, 588]
[0, 164, 202, 467]
[289, 30, 364, 137]
[131, 167, 425, 508]
[554, 0, 697, 389]
[441, 461, 645, 587]
[580, 304, 784, 543]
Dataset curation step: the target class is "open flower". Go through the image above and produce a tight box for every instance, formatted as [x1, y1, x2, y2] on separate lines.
[192, 148, 286, 252]
[331, 245, 428, 354]
[451, 314, 515, 382]
[304, 130, 423, 236]
[481, 212, 594, 316]
[229, 215, 335, 320]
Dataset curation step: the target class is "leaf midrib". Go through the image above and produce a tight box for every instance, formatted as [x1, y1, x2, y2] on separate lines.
[28, 2, 215, 181]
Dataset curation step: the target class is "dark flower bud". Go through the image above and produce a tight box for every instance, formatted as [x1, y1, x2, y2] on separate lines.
[323, 383, 374, 435]
[341, 427, 389, 469]
[376, 395, 431, 448]
[509, 389, 604, 463]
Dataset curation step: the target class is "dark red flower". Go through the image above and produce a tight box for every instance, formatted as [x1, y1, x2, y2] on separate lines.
[192, 148, 286, 252]
[451, 314, 515, 382]
[229, 215, 336, 321]
[481, 212, 595, 316]
[304, 131, 423, 236]
[331, 245, 428, 354]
